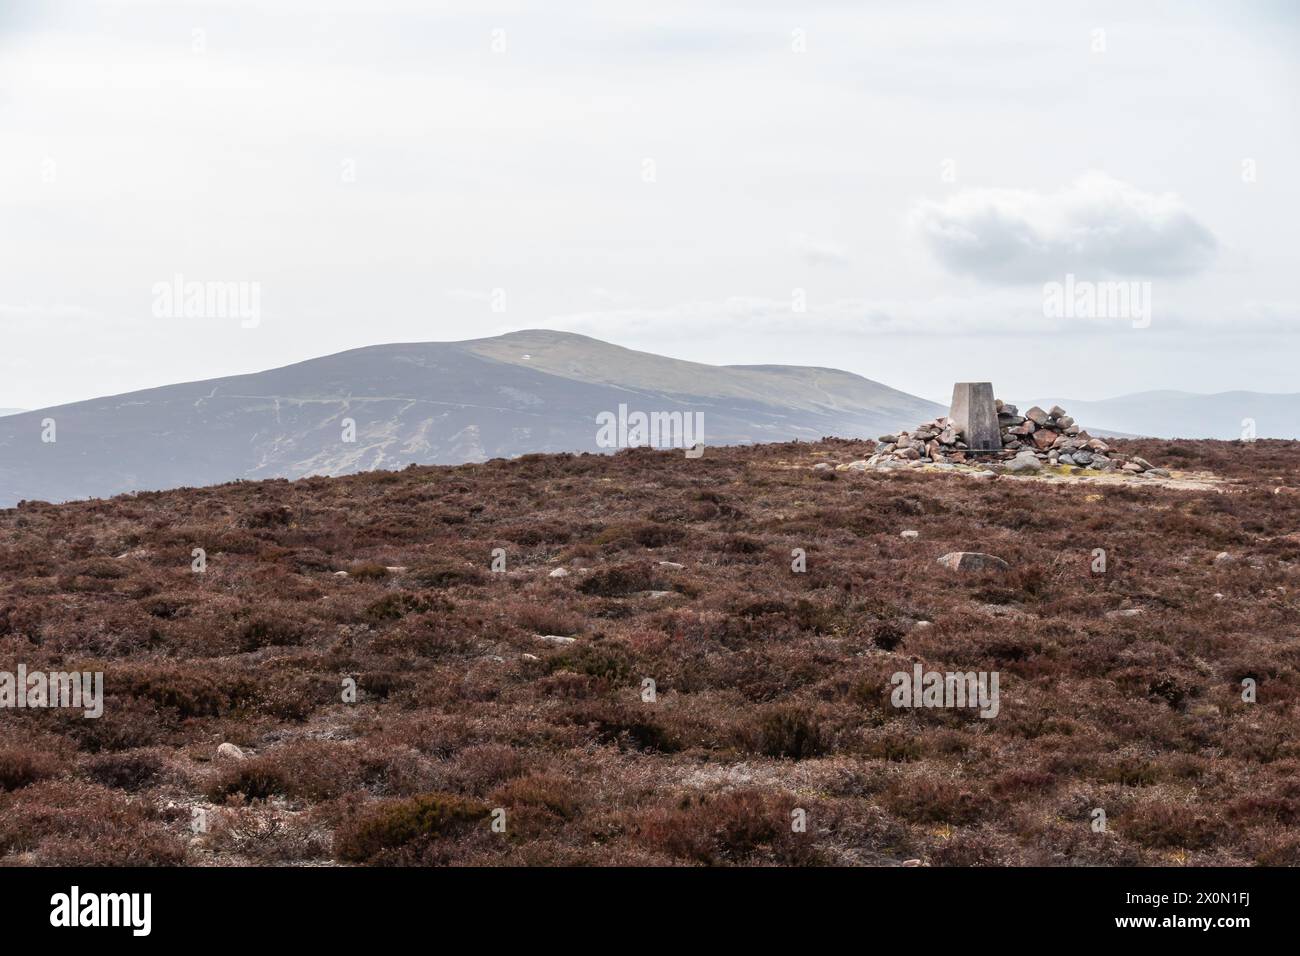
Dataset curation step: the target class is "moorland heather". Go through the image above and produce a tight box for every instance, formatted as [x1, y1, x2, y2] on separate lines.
[1, 437, 1298, 866]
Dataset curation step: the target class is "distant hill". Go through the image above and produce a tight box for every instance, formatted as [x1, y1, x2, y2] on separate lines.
[1022, 390, 1300, 440]
[0, 330, 941, 507]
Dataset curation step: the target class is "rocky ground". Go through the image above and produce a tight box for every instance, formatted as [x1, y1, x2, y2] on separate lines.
[1, 436, 1298, 866]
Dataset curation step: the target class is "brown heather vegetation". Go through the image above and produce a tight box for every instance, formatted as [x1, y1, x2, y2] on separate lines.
[0, 437, 1298, 866]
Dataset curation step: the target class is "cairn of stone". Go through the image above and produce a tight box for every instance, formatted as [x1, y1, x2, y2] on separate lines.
[865, 399, 1166, 476]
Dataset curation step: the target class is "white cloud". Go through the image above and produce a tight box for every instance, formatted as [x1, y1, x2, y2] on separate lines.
[909, 173, 1218, 283]
[444, 289, 493, 303]
[791, 232, 849, 267]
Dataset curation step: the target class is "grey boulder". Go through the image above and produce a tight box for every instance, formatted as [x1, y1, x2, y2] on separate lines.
[937, 552, 1011, 573]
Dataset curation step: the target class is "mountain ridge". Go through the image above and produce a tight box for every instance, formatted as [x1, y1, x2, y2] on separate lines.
[0, 331, 943, 507]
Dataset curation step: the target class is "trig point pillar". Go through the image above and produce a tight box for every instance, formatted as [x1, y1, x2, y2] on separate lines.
[950, 382, 1000, 452]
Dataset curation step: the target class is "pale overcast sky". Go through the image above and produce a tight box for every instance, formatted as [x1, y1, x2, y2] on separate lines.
[1, 0, 1297, 409]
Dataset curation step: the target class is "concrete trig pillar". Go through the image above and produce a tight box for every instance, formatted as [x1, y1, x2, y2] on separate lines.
[950, 382, 1000, 452]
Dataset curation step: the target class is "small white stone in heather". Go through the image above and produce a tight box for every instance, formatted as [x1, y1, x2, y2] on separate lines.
[216, 742, 246, 761]
[548, 567, 570, 578]
[535, 634, 577, 646]
[900, 530, 920, 540]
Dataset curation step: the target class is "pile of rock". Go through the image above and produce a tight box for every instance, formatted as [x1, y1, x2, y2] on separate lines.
[866, 401, 1168, 476]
